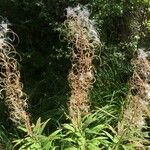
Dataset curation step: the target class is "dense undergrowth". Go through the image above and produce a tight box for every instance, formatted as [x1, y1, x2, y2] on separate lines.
[0, 0, 150, 150]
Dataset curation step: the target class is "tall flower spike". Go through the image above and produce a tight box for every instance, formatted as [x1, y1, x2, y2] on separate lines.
[65, 6, 100, 125]
[0, 20, 32, 135]
[125, 49, 150, 128]
[119, 48, 150, 148]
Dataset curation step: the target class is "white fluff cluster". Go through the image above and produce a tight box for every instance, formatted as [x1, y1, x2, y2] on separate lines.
[66, 5, 100, 45]
[66, 5, 90, 20]
[138, 48, 150, 59]
[1, 20, 8, 30]
[0, 20, 11, 48]
[0, 21, 7, 47]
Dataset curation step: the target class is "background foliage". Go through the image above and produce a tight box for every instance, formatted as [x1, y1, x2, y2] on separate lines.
[0, 0, 150, 149]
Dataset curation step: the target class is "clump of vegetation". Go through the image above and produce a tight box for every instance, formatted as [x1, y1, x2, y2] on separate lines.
[126, 49, 150, 128]
[65, 5, 100, 125]
[0, 20, 32, 135]
[0, 0, 149, 149]
[118, 49, 150, 149]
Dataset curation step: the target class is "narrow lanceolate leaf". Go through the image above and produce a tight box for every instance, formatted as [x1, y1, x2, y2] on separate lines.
[33, 118, 50, 135]
[103, 131, 114, 140]
[87, 143, 100, 150]
[17, 126, 28, 133]
[64, 147, 78, 150]
[48, 129, 62, 139]
[90, 124, 106, 132]
[63, 124, 75, 132]
[61, 138, 76, 143]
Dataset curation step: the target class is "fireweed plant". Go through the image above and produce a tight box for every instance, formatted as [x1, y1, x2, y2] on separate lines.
[0, 20, 32, 135]
[118, 49, 150, 148]
[64, 6, 100, 125]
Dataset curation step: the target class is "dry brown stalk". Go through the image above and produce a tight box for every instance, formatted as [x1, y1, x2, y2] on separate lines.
[118, 49, 150, 148]
[0, 21, 32, 135]
[128, 49, 150, 126]
[65, 6, 100, 125]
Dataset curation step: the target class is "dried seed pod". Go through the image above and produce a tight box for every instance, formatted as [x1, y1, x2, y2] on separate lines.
[0, 20, 32, 135]
[65, 5, 100, 125]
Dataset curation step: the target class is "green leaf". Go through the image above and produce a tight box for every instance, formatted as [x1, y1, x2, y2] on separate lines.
[33, 118, 50, 135]
[103, 131, 114, 140]
[91, 124, 106, 132]
[64, 147, 78, 150]
[62, 138, 75, 143]
[63, 124, 75, 132]
[49, 129, 61, 137]
[87, 143, 100, 150]
[17, 126, 28, 133]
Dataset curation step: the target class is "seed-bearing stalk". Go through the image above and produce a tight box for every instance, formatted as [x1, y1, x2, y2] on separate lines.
[118, 49, 150, 148]
[0, 20, 32, 135]
[65, 6, 100, 125]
